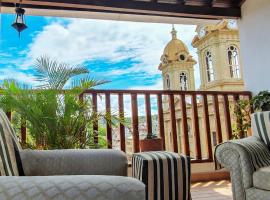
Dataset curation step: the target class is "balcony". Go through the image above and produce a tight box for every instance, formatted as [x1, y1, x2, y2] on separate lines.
[6, 89, 251, 183]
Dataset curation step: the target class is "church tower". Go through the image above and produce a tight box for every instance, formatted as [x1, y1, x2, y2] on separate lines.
[159, 26, 197, 91]
[192, 20, 245, 91]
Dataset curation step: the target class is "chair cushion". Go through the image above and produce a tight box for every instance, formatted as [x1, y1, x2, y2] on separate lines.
[0, 175, 145, 200]
[253, 166, 270, 191]
[0, 109, 21, 176]
[251, 111, 270, 150]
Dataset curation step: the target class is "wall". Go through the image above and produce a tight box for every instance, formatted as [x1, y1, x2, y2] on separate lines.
[238, 0, 270, 94]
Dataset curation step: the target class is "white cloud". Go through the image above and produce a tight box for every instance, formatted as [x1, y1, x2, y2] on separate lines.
[25, 18, 201, 88]
[0, 67, 37, 85]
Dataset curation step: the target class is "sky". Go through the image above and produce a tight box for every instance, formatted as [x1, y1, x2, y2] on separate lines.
[0, 13, 202, 116]
[0, 13, 201, 90]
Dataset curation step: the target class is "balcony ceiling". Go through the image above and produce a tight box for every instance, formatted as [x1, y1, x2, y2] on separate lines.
[1, 0, 245, 20]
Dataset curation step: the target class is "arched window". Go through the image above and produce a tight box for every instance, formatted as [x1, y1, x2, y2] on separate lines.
[228, 45, 241, 78]
[180, 72, 188, 91]
[205, 51, 214, 82]
[166, 74, 170, 90]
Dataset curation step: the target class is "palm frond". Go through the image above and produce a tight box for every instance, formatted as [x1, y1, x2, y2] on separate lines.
[34, 56, 89, 89]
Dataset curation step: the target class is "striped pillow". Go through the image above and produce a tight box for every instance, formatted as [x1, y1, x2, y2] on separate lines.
[0, 109, 21, 176]
[251, 111, 270, 150]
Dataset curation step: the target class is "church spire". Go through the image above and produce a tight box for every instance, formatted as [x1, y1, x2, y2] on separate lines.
[171, 24, 177, 40]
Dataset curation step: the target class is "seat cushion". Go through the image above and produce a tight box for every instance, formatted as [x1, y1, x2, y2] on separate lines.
[246, 187, 270, 200]
[253, 166, 270, 191]
[0, 109, 21, 176]
[0, 175, 145, 200]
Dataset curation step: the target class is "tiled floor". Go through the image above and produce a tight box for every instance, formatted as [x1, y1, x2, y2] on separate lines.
[191, 180, 232, 200]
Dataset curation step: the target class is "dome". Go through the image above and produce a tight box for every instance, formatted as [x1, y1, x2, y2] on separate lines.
[162, 28, 189, 62]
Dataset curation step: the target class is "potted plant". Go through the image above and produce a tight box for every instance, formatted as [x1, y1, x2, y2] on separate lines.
[139, 133, 163, 152]
[252, 90, 270, 111]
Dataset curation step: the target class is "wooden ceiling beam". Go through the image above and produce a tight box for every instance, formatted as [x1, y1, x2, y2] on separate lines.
[1, 0, 242, 19]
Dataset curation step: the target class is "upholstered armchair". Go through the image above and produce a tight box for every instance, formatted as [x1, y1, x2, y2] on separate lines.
[216, 112, 270, 200]
[0, 109, 145, 200]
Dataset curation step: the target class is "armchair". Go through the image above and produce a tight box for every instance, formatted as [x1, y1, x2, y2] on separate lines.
[216, 111, 270, 200]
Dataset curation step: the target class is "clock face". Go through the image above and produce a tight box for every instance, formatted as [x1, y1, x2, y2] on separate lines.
[199, 27, 206, 38]
[227, 20, 238, 29]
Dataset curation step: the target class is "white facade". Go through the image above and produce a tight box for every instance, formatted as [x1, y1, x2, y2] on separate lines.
[238, 0, 270, 94]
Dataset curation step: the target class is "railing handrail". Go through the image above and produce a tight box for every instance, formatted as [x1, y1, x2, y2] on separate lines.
[82, 89, 252, 96]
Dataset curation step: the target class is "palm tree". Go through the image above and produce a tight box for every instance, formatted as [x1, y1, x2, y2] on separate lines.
[0, 56, 116, 149]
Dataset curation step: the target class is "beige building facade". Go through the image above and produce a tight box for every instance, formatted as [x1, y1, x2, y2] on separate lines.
[161, 20, 245, 160]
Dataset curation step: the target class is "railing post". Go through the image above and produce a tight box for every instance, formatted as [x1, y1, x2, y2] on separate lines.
[169, 94, 178, 153]
[131, 94, 140, 153]
[79, 93, 86, 146]
[92, 93, 98, 145]
[202, 94, 212, 161]
[191, 94, 202, 160]
[213, 94, 222, 144]
[105, 93, 112, 149]
[145, 94, 152, 135]
[223, 94, 232, 140]
[180, 94, 190, 156]
[157, 94, 165, 150]
[118, 94, 126, 152]
[21, 117, 26, 144]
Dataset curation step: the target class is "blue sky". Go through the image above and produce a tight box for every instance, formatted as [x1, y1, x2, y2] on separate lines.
[0, 13, 200, 90]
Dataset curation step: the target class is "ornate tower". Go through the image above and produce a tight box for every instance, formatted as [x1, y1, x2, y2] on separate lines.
[158, 26, 197, 91]
[192, 20, 245, 91]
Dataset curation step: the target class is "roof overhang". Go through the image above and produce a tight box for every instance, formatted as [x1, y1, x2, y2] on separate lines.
[1, 0, 245, 24]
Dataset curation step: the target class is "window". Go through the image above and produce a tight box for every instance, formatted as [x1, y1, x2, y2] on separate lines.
[180, 72, 188, 91]
[228, 45, 241, 78]
[205, 51, 214, 82]
[166, 74, 170, 90]
[179, 54, 186, 61]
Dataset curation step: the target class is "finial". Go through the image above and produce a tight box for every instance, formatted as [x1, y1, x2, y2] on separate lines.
[171, 24, 177, 40]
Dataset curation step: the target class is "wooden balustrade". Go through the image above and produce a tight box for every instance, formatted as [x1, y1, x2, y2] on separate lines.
[4, 89, 252, 163]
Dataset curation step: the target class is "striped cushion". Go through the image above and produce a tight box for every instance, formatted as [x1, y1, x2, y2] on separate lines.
[0, 109, 21, 176]
[132, 151, 190, 200]
[251, 112, 270, 149]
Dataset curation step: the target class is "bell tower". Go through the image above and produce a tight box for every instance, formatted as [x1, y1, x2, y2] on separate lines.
[192, 20, 245, 91]
[158, 26, 197, 91]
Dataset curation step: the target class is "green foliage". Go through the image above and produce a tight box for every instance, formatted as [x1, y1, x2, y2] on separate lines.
[0, 56, 118, 149]
[232, 99, 252, 139]
[252, 90, 270, 111]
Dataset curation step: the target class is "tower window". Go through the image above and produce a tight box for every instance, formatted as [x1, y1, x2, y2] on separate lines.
[179, 54, 186, 61]
[166, 74, 170, 90]
[205, 51, 214, 82]
[228, 45, 241, 78]
[180, 72, 188, 91]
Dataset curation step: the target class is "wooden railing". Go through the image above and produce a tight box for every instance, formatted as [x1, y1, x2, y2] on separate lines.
[6, 89, 252, 163]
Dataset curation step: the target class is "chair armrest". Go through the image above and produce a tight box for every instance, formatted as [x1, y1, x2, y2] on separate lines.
[215, 136, 262, 200]
[20, 149, 128, 176]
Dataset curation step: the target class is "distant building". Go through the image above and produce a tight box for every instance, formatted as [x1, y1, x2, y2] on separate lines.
[160, 20, 245, 159]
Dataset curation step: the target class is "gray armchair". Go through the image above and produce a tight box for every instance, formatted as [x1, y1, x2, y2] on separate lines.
[216, 111, 270, 200]
[0, 109, 145, 200]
